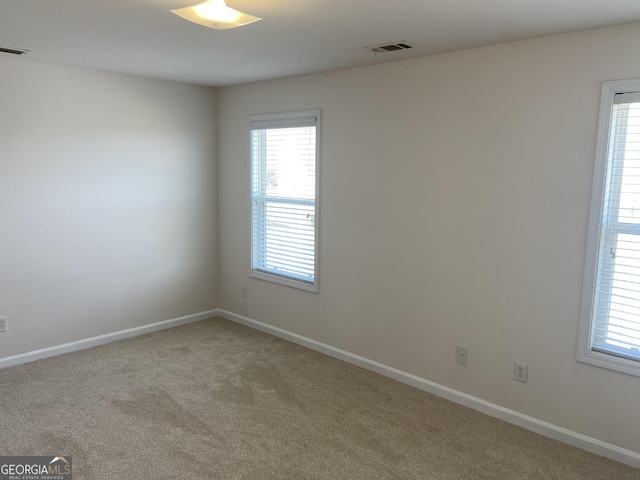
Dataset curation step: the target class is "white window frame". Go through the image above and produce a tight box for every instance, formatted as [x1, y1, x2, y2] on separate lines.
[578, 79, 640, 377]
[248, 109, 320, 293]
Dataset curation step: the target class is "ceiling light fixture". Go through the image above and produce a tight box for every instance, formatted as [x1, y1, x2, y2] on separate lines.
[171, 0, 261, 30]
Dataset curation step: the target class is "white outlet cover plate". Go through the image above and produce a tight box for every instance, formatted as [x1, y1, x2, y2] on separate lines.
[515, 362, 528, 382]
[456, 346, 469, 366]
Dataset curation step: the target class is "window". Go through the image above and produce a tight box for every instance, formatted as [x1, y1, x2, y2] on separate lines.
[579, 80, 640, 376]
[249, 109, 320, 292]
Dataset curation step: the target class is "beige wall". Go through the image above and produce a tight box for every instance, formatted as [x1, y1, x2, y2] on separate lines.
[0, 57, 218, 357]
[218, 23, 640, 453]
[2, 19, 639, 457]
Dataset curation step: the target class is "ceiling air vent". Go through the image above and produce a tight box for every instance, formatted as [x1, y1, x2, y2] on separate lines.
[0, 46, 29, 56]
[366, 41, 418, 53]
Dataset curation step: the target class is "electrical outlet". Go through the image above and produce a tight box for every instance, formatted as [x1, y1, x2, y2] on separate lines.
[241, 286, 247, 298]
[0, 317, 7, 333]
[515, 362, 528, 383]
[456, 346, 469, 366]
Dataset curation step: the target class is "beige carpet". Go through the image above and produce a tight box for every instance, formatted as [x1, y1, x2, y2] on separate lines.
[0, 317, 637, 479]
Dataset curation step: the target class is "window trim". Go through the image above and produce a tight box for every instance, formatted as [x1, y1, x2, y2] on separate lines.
[248, 109, 321, 293]
[578, 79, 640, 377]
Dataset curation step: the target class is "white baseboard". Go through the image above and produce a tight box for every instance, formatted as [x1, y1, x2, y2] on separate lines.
[2, 307, 638, 468]
[218, 309, 640, 469]
[0, 309, 220, 370]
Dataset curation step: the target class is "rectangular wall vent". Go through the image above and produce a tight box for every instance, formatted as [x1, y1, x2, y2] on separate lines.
[366, 41, 418, 53]
[0, 46, 29, 56]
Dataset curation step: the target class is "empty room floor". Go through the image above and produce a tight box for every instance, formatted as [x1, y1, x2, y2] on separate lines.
[0, 317, 638, 479]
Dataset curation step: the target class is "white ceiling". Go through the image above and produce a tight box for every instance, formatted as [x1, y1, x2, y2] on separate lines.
[2, 0, 640, 87]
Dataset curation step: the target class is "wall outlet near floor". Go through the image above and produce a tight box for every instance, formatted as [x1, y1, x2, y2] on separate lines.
[456, 346, 469, 366]
[241, 286, 247, 298]
[0, 317, 7, 333]
[515, 362, 528, 383]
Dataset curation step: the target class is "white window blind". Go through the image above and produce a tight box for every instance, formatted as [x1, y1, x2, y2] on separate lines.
[249, 110, 319, 291]
[588, 90, 640, 364]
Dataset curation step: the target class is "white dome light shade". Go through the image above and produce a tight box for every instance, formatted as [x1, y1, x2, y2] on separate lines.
[171, 0, 261, 30]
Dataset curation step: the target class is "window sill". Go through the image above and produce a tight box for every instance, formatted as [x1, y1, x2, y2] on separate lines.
[577, 346, 640, 378]
[249, 270, 319, 293]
